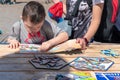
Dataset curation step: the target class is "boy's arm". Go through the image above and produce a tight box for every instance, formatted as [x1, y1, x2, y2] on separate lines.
[77, 3, 104, 49]
[40, 31, 68, 51]
[46, 31, 68, 46]
[40, 21, 69, 51]
[84, 3, 104, 41]
[7, 21, 21, 49]
[7, 21, 21, 43]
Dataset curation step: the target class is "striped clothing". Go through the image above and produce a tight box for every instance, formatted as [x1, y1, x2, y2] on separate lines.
[8, 19, 64, 44]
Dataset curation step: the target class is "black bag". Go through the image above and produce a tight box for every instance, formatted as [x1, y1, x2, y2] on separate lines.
[94, 0, 120, 43]
[115, 8, 120, 31]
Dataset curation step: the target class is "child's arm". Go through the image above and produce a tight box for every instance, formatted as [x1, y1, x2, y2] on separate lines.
[40, 31, 68, 51]
[39, 20, 69, 51]
[7, 21, 21, 49]
[8, 38, 20, 49]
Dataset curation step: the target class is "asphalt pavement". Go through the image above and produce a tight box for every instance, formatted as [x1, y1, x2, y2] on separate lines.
[0, 0, 54, 43]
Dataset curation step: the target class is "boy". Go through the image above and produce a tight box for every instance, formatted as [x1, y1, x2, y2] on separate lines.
[7, 1, 68, 51]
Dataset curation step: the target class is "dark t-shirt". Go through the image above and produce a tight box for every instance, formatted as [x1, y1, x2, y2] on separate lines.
[66, 0, 104, 39]
[94, 0, 120, 43]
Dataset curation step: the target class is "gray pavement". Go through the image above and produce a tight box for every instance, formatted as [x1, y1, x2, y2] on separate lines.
[0, 0, 54, 43]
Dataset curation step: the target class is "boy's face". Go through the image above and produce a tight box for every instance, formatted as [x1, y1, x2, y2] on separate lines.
[23, 18, 44, 33]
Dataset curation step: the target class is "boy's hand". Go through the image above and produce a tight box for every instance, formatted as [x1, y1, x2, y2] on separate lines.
[8, 40, 20, 49]
[39, 42, 52, 52]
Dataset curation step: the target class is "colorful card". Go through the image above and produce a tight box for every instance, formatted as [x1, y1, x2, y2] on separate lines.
[29, 55, 69, 70]
[55, 72, 96, 80]
[95, 73, 120, 80]
[19, 43, 81, 53]
[20, 44, 40, 53]
[101, 49, 120, 57]
[69, 57, 114, 71]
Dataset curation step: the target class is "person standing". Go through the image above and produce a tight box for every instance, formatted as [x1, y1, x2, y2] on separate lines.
[53, 0, 104, 49]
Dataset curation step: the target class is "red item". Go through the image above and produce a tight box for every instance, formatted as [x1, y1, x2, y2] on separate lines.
[25, 31, 45, 43]
[48, 2, 63, 18]
[111, 0, 119, 23]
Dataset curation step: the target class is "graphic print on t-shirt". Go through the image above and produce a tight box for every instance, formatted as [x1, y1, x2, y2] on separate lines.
[24, 31, 45, 44]
[67, 0, 92, 38]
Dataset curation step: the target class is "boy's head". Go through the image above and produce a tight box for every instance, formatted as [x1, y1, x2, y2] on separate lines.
[22, 1, 46, 33]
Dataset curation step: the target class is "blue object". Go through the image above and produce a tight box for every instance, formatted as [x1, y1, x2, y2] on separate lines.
[95, 73, 120, 80]
[101, 49, 120, 57]
[115, 9, 120, 31]
[48, 11, 64, 23]
[55, 17, 64, 23]
[57, 20, 72, 36]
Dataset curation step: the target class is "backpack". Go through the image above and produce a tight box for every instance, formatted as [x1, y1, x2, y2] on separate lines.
[94, 0, 120, 43]
[48, 1, 63, 23]
[115, 5, 120, 31]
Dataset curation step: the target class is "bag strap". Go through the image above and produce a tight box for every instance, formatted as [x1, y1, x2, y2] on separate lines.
[42, 20, 54, 40]
[111, 0, 119, 23]
[116, 0, 120, 19]
[18, 20, 21, 42]
[114, 0, 120, 31]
